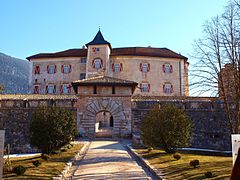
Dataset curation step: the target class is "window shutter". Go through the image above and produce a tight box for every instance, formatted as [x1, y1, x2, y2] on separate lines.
[100, 59, 103, 68]
[47, 65, 49, 74]
[147, 64, 150, 72]
[112, 63, 115, 72]
[60, 85, 63, 94]
[61, 65, 64, 73]
[140, 63, 142, 72]
[140, 83, 142, 92]
[120, 63, 123, 71]
[163, 84, 165, 93]
[170, 84, 173, 93]
[148, 84, 150, 92]
[170, 64, 173, 73]
[69, 64, 72, 73]
[54, 65, 57, 73]
[46, 86, 48, 94]
[92, 60, 95, 68]
[68, 84, 71, 93]
[162, 64, 165, 73]
[35, 66, 40, 74]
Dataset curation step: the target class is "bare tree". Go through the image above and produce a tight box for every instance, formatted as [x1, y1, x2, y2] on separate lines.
[191, 1, 240, 133]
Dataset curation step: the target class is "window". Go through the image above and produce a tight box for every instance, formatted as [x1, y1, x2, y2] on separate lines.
[61, 64, 71, 74]
[33, 85, 40, 94]
[112, 86, 115, 94]
[34, 65, 40, 74]
[163, 83, 173, 94]
[60, 84, 71, 94]
[46, 84, 56, 94]
[163, 63, 173, 73]
[112, 63, 123, 72]
[92, 59, 102, 70]
[93, 85, 97, 94]
[80, 73, 86, 80]
[47, 65, 57, 74]
[140, 83, 150, 92]
[140, 63, 150, 73]
[81, 58, 87, 64]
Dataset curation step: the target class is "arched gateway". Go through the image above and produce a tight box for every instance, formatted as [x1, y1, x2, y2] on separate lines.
[72, 76, 137, 138]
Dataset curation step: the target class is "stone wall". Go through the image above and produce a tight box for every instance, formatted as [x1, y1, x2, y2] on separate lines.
[0, 95, 233, 153]
[0, 96, 77, 153]
[132, 98, 231, 151]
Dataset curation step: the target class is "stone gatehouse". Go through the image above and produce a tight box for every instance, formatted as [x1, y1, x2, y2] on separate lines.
[72, 76, 137, 138]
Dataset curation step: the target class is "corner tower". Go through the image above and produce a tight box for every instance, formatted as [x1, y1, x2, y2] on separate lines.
[85, 30, 111, 78]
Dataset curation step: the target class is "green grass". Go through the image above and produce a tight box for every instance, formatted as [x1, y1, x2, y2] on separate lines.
[135, 149, 232, 180]
[3, 143, 83, 179]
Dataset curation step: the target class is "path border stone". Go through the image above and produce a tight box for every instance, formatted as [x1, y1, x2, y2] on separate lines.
[126, 145, 167, 180]
[53, 140, 91, 180]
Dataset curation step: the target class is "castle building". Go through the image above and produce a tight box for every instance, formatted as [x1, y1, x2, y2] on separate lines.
[27, 30, 189, 96]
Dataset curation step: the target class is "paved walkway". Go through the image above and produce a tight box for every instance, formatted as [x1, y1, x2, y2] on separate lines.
[72, 140, 151, 179]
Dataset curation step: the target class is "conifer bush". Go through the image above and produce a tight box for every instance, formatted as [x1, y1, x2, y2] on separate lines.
[140, 104, 193, 153]
[190, 159, 200, 168]
[30, 107, 77, 154]
[13, 165, 27, 176]
[32, 160, 41, 167]
[173, 153, 181, 160]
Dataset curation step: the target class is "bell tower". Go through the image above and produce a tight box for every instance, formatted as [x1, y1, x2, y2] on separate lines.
[85, 30, 111, 78]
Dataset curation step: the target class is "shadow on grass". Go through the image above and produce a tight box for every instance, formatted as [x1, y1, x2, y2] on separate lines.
[142, 152, 166, 159]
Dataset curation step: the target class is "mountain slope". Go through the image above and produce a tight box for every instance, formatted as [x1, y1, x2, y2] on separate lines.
[0, 52, 29, 94]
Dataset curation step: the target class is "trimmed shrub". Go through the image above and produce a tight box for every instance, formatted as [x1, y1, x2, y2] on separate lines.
[13, 165, 27, 176]
[141, 104, 193, 153]
[190, 159, 199, 168]
[173, 153, 181, 160]
[41, 154, 50, 161]
[30, 107, 77, 154]
[205, 171, 213, 178]
[32, 160, 41, 167]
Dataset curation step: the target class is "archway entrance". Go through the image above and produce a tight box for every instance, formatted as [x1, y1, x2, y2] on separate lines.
[95, 111, 114, 138]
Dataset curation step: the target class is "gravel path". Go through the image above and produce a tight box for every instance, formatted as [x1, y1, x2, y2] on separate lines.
[72, 140, 151, 180]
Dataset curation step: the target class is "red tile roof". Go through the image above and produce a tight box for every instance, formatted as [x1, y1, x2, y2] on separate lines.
[111, 47, 187, 59]
[26, 49, 87, 60]
[27, 47, 187, 60]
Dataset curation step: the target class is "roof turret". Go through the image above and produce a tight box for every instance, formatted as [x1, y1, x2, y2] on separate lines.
[86, 30, 111, 48]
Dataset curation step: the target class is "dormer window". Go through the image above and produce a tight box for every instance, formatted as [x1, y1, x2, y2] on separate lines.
[163, 63, 173, 73]
[92, 58, 103, 70]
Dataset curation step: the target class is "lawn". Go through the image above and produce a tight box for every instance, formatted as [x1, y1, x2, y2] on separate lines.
[3, 143, 83, 179]
[135, 149, 232, 180]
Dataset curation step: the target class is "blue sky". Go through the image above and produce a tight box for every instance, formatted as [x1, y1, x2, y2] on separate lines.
[0, 0, 228, 61]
